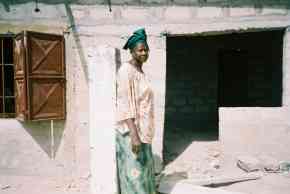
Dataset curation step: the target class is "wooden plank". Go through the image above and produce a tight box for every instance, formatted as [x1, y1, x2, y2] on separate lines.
[14, 32, 28, 120]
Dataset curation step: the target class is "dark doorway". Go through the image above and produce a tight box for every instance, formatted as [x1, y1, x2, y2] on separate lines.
[0, 36, 15, 118]
[163, 29, 284, 164]
[218, 30, 283, 107]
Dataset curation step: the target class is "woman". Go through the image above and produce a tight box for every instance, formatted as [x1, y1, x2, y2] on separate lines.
[116, 28, 156, 194]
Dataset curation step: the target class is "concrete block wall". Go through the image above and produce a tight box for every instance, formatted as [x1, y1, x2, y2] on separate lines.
[165, 36, 218, 131]
[219, 29, 290, 162]
[219, 28, 290, 161]
[68, 3, 290, 169]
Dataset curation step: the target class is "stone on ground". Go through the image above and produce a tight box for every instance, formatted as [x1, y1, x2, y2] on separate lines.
[158, 180, 248, 194]
[237, 155, 262, 172]
[258, 155, 280, 172]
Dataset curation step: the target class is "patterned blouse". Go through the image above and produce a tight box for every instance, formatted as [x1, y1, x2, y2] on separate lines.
[116, 62, 154, 144]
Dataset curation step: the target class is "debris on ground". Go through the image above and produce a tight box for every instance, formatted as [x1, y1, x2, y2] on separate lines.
[210, 159, 221, 169]
[259, 155, 280, 172]
[237, 155, 290, 173]
[279, 161, 290, 177]
[158, 179, 249, 194]
[158, 172, 262, 193]
[237, 155, 262, 172]
[279, 161, 290, 172]
[1, 185, 11, 190]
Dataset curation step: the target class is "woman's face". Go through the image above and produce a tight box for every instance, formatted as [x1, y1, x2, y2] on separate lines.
[131, 42, 149, 64]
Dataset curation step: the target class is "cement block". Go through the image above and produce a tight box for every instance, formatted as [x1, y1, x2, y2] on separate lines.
[206, 0, 227, 3]
[88, 6, 114, 21]
[180, 107, 194, 114]
[230, 7, 256, 17]
[140, 0, 168, 4]
[221, 7, 230, 17]
[109, 0, 136, 4]
[237, 155, 262, 172]
[261, 8, 288, 15]
[172, 0, 199, 5]
[31, 3, 67, 19]
[0, 3, 29, 21]
[197, 7, 223, 18]
[121, 7, 150, 21]
[1, 3, 67, 23]
[164, 7, 193, 21]
[72, 9, 88, 20]
[173, 98, 186, 106]
[259, 155, 280, 172]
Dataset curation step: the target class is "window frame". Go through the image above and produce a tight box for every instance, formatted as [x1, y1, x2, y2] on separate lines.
[0, 31, 66, 121]
[0, 33, 16, 118]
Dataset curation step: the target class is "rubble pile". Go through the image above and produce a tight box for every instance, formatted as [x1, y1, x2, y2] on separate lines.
[158, 151, 290, 194]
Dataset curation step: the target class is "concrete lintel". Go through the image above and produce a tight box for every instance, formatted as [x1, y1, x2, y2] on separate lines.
[0, 22, 66, 35]
[75, 16, 290, 38]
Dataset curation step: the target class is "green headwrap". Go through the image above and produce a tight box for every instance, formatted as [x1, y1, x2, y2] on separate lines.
[123, 28, 148, 50]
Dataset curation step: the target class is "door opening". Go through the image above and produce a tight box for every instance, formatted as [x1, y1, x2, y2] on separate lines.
[163, 28, 284, 164]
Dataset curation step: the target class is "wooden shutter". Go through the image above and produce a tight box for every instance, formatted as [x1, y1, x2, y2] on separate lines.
[14, 32, 27, 120]
[14, 31, 66, 121]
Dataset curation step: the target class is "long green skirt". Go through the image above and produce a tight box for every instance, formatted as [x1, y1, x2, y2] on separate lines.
[116, 131, 156, 194]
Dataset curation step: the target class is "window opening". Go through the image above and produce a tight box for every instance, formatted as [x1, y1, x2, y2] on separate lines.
[0, 36, 15, 118]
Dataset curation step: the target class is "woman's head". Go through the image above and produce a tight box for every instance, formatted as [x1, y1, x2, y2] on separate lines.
[123, 28, 149, 63]
[130, 42, 149, 64]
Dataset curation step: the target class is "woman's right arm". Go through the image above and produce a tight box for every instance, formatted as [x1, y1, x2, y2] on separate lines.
[117, 66, 141, 154]
[125, 118, 141, 154]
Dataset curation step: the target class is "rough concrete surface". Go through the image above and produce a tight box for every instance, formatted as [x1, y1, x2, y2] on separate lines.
[160, 138, 290, 194]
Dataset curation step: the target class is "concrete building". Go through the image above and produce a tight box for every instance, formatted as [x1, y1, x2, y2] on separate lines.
[0, 0, 290, 194]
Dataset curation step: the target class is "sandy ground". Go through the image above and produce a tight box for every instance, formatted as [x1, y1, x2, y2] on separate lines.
[161, 128, 290, 194]
[0, 175, 89, 194]
[1, 129, 289, 194]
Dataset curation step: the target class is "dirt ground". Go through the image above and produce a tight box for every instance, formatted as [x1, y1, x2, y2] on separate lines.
[161, 128, 290, 194]
[1, 128, 289, 194]
[0, 175, 89, 194]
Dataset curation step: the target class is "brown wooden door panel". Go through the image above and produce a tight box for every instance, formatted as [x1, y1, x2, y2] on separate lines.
[14, 32, 27, 120]
[14, 32, 25, 77]
[14, 78, 27, 120]
[30, 78, 65, 120]
[27, 31, 65, 76]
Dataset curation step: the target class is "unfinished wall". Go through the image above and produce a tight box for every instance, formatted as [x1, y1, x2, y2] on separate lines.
[66, 2, 290, 172]
[164, 29, 286, 164]
[220, 28, 290, 162]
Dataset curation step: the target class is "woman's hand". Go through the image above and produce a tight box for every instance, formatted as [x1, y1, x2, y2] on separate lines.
[124, 118, 142, 155]
[130, 133, 141, 154]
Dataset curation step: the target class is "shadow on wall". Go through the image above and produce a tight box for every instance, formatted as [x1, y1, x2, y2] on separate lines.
[115, 48, 122, 71]
[21, 120, 65, 159]
[64, 3, 89, 84]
